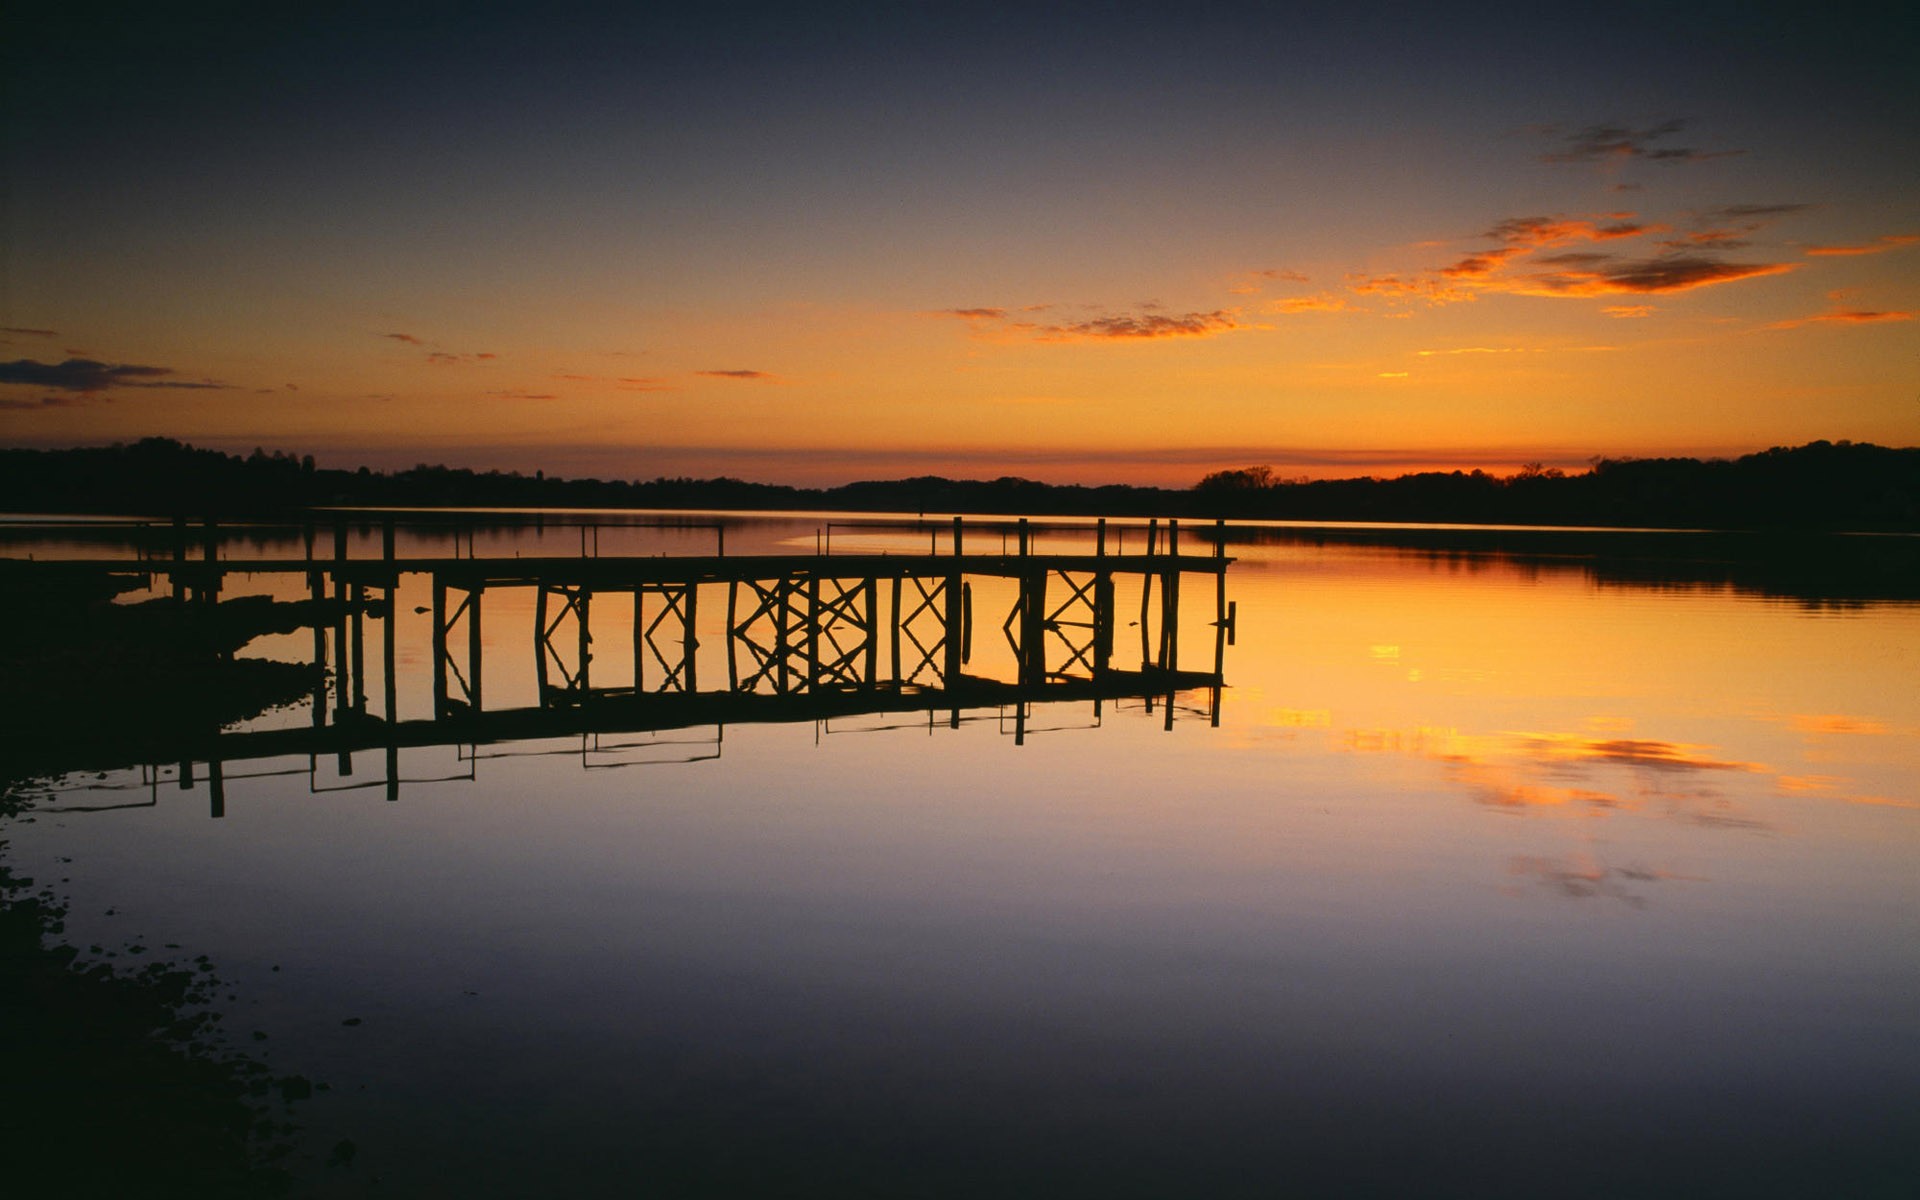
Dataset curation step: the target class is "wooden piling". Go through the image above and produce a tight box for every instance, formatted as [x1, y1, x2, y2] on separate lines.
[683, 583, 699, 693]
[469, 586, 484, 712]
[432, 577, 448, 718]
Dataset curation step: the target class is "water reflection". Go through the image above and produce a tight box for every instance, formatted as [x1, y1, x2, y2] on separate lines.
[5, 513, 1918, 1198]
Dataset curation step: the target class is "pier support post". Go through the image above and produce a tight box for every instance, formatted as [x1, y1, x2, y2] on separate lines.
[943, 573, 962, 685]
[469, 586, 484, 712]
[432, 577, 448, 718]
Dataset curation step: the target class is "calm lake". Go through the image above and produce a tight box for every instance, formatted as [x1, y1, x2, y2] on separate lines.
[4, 511, 1916, 1198]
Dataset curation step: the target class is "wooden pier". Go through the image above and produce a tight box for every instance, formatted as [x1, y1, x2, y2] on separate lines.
[8, 514, 1237, 809]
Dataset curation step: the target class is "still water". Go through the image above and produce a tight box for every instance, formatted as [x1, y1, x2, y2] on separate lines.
[6, 513, 1917, 1197]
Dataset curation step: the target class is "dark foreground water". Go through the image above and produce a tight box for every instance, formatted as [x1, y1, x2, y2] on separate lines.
[4, 514, 1916, 1197]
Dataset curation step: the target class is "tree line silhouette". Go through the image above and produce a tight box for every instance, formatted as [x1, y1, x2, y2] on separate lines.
[0, 438, 1914, 530]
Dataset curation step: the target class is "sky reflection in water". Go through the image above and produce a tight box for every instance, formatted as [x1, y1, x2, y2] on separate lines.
[9, 518, 1918, 1198]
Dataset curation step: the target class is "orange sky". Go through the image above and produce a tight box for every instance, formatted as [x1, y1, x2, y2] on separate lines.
[4, 7, 1916, 485]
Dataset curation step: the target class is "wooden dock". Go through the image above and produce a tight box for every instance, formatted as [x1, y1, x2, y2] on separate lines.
[7, 514, 1238, 809]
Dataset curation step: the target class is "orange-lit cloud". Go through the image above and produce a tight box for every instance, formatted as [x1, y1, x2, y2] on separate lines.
[936, 306, 1246, 342]
[2, 326, 58, 337]
[1486, 215, 1654, 247]
[380, 331, 423, 345]
[1346, 210, 1792, 307]
[1765, 306, 1916, 331]
[1413, 345, 1615, 356]
[1439, 246, 1528, 279]
[1803, 233, 1919, 256]
[1503, 255, 1794, 296]
[697, 369, 782, 381]
[1346, 273, 1472, 305]
[1787, 714, 1892, 736]
[1268, 293, 1356, 314]
[1040, 311, 1243, 340]
[1602, 305, 1654, 318]
[426, 351, 497, 365]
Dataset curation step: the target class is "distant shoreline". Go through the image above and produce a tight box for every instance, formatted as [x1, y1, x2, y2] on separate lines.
[1, 438, 1914, 533]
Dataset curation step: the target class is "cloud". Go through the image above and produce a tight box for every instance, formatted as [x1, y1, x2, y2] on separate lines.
[1700, 203, 1811, 222]
[1, 326, 57, 337]
[1510, 254, 1795, 296]
[938, 305, 1247, 342]
[551, 371, 676, 391]
[1660, 203, 1810, 250]
[0, 357, 229, 393]
[1803, 233, 1920, 257]
[486, 390, 558, 401]
[1487, 216, 1654, 247]
[1229, 268, 1312, 294]
[0, 394, 86, 409]
[1789, 714, 1892, 736]
[697, 369, 778, 380]
[1765, 305, 1916, 331]
[1440, 247, 1528, 279]
[381, 332, 423, 345]
[425, 351, 496, 365]
[1267, 293, 1356, 315]
[1602, 305, 1655, 318]
[1538, 119, 1740, 166]
[1347, 273, 1473, 305]
[1034, 310, 1243, 341]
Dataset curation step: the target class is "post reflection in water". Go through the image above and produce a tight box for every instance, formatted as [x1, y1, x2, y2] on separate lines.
[3, 514, 1917, 1199]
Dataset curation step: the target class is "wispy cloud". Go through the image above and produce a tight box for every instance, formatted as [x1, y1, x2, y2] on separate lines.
[1660, 203, 1811, 250]
[935, 306, 1246, 342]
[1043, 310, 1242, 340]
[552, 371, 676, 391]
[1537, 119, 1740, 166]
[1268, 293, 1356, 315]
[1229, 268, 1311, 295]
[1802, 233, 1920, 257]
[1511, 254, 1795, 296]
[0, 394, 85, 410]
[381, 331, 495, 365]
[0, 357, 230, 393]
[485, 389, 558, 400]
[697, 369, 780, 380]
[1765, 303, 1915, 331]
[1, 326, 57, 337]
[1486, 215, 1655, 247]
[1602, 305, 1655, 318]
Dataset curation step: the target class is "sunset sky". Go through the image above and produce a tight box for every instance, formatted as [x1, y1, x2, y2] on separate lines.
[4, 2, 1916, 485]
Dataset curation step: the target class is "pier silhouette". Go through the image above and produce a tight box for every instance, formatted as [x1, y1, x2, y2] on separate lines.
[8, 515, 1235, 811]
